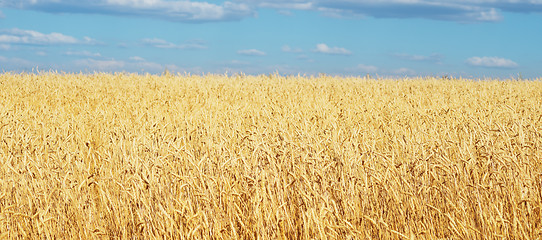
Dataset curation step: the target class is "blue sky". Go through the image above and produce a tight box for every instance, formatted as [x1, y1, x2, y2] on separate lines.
[0, 0, 541, 78]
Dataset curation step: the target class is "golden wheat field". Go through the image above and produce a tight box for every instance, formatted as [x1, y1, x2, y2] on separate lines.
[0, 72, 541, 239]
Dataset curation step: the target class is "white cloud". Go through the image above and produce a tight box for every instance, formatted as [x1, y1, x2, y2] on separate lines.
[82, 36, 101, 45]
[0, 28, 97, 45]
[219, 60, 252, 73]
[218, 62, 307, 76]
[346, 64, 415, 76]
[142, 38, 206, 49]
[75, 59, 126, 71]
[391, 67, 416, 76]
[142, 38, 176, 48]
[0, 55, 35, 69]
[466, 56, 518, 68]
[0, 44, 11, 50]
[134, 61, 164, 72]
[235, 0, 542, 22]
[393, 53, 443, 63]
[354, 64, 378, 73]
[0, 28, 77, 44]
[64, 50, 101, 57]
[277, 10, 294, 16]
[296, 54, 314, 62]
[1, 0, 255, 23]
[129, 56, 145, 61]
[237, 49, 266, 56]
[73, 57, 185, 73]
[313, 43, 351, 55]
[4, 0, 542, 23]
[117, 42, 129, 48]
[319, 1, 504, 23]
[282, 45, 303, 53]
[258, 2, 313, 10]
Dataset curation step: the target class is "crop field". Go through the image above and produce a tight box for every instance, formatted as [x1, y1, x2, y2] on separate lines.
[0, 72, 541, 239]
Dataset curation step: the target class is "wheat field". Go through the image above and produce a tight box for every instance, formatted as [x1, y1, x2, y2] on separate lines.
[0, 72, 541, 239]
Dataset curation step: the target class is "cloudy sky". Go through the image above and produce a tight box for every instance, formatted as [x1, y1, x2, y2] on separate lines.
[0, 0, 541, 78]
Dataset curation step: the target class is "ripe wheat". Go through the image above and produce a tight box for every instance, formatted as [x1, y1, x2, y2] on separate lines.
[0, 72, 541, 239]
